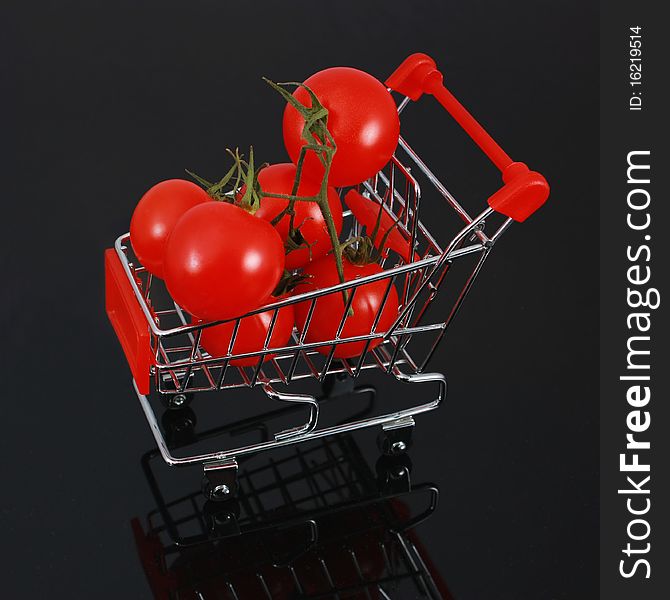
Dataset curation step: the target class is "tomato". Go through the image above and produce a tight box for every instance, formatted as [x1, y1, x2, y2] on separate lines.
[164, 202, 285, 321]
[345, 189, 419, 263]
[199, 299, 295, 366]
[294, 256, 399, 359]
[129, 179, 211, 278]
[282, 67, 400, 187]
[254, 163, 343, 269]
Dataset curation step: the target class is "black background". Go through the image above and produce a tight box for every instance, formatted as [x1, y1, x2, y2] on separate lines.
[600, 3, 669, 598]
[2, 1, 598, 598]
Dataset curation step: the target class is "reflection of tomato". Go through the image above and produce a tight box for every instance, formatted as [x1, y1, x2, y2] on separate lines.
[164, 202, 284, 321]
[253, 163, 343, 269]
[292, 553, 330, 596]
[199, 300, 295, 366]
[283, 67, 400, 187]
[307, 534, 384, 599]
[130, 179, 211, 278]
[351, 534, 385, 584]
[257, 565, 296, 600]
[319, 507, 386, 595]
[294, 256, 399, 358]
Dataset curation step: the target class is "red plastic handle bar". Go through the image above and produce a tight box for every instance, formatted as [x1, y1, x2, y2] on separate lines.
[105, 249, 153, 394]
[386, 53, 549, 222]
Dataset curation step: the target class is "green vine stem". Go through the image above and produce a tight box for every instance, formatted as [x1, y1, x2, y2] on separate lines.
[263, 78, 347, 302]
[187, 147, 267, 214]
[187, 80, 350, 304]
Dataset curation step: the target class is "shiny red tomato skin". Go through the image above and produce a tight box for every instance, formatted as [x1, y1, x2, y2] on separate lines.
[344, 189, 419, 263]
[283, 67, 400, 187]
[294, 257, 399, 358]
[164, 202, 285, 321]
[130, 179, 211, 278]
[255, 163, 343, 269]
[199, 300, 295, 366]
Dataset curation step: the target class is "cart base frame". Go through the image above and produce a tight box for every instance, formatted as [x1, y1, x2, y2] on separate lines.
[134, 369, 446, 500]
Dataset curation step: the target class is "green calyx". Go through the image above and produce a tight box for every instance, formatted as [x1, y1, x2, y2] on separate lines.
[332, 201, 403, 267]
[273, 269, 311, 296]
[186, 79, 368, 311]
[187, 147, 266, 214]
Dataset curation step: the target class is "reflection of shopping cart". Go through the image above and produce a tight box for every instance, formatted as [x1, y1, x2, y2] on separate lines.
[107, 52, 549, 496]
[133, 404, 453, 599]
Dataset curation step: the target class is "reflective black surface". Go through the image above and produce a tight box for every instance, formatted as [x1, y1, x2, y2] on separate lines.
[135, 384, 447, 599]
[3, 0, 598, 597]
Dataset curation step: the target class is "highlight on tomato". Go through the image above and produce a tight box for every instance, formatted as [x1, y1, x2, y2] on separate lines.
[282, 67, 400, 187]
[254, 163, 343, 269]
[163, 201, 285, 322]
[293, 255, 400, 359]
[199, 299, 295, 367]
[129, 179, 211, 278]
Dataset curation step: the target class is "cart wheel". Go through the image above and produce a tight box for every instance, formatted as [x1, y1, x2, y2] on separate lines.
[161, 407, 197, 446]
[202, 469, 239, 501]
[203, 499, 241, 537]
[160, 392, 194, 411]
[322, 369, 355, 397]
[377, 426, 413, 456]
[376, 454, 412, 493]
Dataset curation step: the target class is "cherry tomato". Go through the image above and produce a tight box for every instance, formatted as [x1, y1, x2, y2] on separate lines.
[130, 179, 211, 278]
[344, 190, 419, 263]
[254, 163, 343, 269]
[199, 299, 295, 366]
[283, 67, 400, 187]
[164, 202, 285, 321]
[294, 256, 399, 359]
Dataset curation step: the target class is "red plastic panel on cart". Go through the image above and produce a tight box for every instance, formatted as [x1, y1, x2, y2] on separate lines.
[105, 249, 153, 394]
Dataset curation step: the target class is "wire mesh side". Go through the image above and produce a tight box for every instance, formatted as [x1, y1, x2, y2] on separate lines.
[114, 97, 510, 396]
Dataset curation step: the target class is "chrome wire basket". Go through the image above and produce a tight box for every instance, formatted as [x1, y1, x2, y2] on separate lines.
[106, 52, 549, 495]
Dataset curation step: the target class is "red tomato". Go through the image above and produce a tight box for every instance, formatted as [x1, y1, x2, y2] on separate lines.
[294, 256, 399, 358]
[130, 179, 211, 278]
[283, 67, 400, 187]
[345, 189, 419, 263]
[254, 163, 343, 269]
[164, 202, 285, 321]
[199, 300, 295, 366]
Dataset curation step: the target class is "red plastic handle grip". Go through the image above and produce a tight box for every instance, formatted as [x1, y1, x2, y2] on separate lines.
[105, 248, 153, 394]
[386, 53, 549, 222]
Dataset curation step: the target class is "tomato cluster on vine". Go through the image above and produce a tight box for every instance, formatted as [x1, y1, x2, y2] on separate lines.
[128, 66, 407, 363]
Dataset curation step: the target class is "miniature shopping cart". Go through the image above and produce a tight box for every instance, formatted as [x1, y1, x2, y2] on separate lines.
[105, 52, 549, 500]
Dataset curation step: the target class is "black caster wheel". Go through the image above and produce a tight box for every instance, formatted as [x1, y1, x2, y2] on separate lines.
[202, 499, 241, 537]
[161, 407, 197, 446]
[202, 470, 239, 502]
[376, 454, 412, 493]
[160, 392, 194, 411]
[322, 369, 355, 397]
[377, 426, 413, 456]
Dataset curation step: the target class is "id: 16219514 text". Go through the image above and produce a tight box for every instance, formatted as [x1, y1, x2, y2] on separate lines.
[629, 26, 642, 111]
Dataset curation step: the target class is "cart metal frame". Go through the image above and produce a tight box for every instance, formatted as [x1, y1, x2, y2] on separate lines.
[106, 53, 549, 498]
